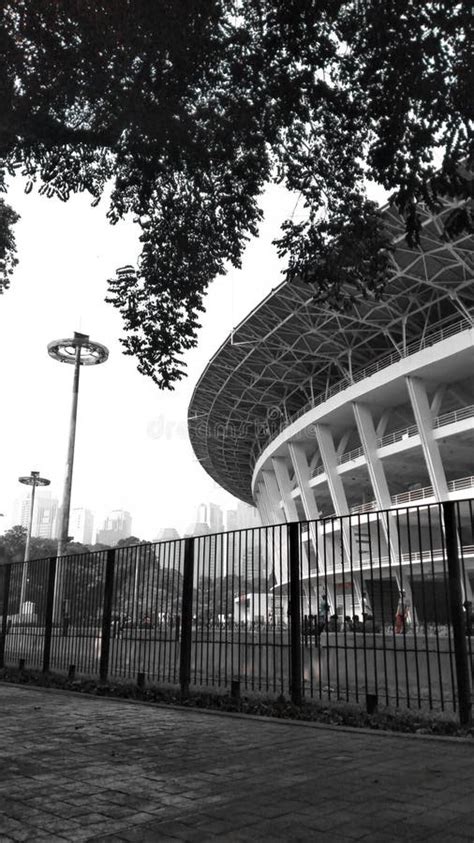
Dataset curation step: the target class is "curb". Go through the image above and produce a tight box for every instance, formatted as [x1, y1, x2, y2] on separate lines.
[1, 680, 472, 745]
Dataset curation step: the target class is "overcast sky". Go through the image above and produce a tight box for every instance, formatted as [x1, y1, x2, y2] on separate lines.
[0, 177, 307, 539]
[0, 173, 389, 540]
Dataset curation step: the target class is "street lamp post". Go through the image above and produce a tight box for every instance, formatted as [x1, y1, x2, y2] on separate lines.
[18, 471, 50, 609]
[48, 332, 108, 618]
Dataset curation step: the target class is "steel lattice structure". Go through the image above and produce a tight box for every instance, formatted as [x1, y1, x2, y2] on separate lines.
[188, 185, 474, 505]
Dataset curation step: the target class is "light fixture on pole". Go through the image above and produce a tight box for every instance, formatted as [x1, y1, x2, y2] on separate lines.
[18, 471, 50, 608]
[48, 331, 108, 617]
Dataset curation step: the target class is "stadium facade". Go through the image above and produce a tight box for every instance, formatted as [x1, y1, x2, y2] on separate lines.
[188, 180, 474, 617]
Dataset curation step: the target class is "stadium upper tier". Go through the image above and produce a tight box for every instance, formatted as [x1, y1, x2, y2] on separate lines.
[188, 181, 474, 510]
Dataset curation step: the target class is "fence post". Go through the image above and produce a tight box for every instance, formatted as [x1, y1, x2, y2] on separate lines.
[442, 501, 472, 726]
[179, 537, 194, 698]
[0, 565, 12, 669]
[289, 522, 302, 706]
[99, 548, 115, 683]
[42, 557, 57, 673]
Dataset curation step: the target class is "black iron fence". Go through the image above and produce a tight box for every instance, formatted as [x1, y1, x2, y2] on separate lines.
[1, 500, 473, 723]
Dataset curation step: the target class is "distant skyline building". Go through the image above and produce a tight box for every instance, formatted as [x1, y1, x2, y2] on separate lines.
[154, 527, 180, 542]
[183, 520, 223, 582]
[70, 507, 94, 545]
[225, 501, 261, 532]
[153, 528, 182, 573]
[195, 502, 224, 533]
[225, 503, 262, 579]
[97, 509, 132, 546]
[12, 492, 59, 540]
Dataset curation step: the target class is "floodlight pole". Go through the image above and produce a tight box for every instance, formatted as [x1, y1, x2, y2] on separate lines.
[48, 332, 109, 620]
[57, 341, 82, 560]
[18, 471, 50, 608]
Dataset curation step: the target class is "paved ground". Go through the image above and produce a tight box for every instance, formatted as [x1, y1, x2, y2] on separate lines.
[0, 685, 473, 842]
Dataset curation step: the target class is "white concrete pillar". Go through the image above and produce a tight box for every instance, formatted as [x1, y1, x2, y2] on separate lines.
[376, 410, 391, 437]
[272, 456, 312, 575]
[256, 479, 286, 590]
[407, 379, 473, 603]
[288, 441, 326, 580]
[336, 430, 351, 456]
[406, 376, 449, 500]
[262, 470, 286, 523]
[353, 402, 393, 511]
[288, 443, 320, 520]
[271, 457, 299, 522]
[430, 384, 446, 418]
[254, 490, 266, 527]
[256, 481, 276, 525]
[314, 424, 349, 516]
[315, 423, 362, 607]
[353, 401, 413, 610]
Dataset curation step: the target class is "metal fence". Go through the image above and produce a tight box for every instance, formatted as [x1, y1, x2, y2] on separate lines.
[1, 500, 472, 723]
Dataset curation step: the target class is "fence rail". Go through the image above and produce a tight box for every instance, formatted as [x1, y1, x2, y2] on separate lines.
[1, 499, 473, 723]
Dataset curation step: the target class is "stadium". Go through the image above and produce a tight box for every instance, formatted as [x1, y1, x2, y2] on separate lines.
[189, 177, 474, 622]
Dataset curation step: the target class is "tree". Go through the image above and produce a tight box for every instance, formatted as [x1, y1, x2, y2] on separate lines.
[0, 2, 471, 387]
[116, 536, 145, 548]
[0, 525, 27, 564]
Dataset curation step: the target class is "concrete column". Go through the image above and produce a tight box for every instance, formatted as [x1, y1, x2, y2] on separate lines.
[353, 401, 414, 610]
[271, 458, 299, 522]
[430, 384, 446, 418]
[314, 425, 349, 517]
[376, 410, 391, 437]
[407, 379, 473, 603]
[272, 456, 311, 575]
[256, 479, 286, 589]
[254, 490, 267, 529]
[353, 402, 393, 511]
[288, 443, 320, 520]
[336, 430, 351, 457]
[315, 423, 362, 607]
[288, 441, 325, 577]
[262, 470, 286, 524]
[256, 481, 275, 526]
[406, 376, 449, 500]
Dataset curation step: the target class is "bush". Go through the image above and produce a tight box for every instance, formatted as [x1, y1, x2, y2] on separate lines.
[0, 667, 471, 739]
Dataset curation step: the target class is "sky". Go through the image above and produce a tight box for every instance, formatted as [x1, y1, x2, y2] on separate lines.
[0, 176, 306, 540]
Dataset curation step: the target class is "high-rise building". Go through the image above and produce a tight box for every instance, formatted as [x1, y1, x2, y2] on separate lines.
[183, 521, 226, 582]
[12, 492, 59, 540]
[70, 508, 94, 545]
[195, 502, 224, 533]
[208, 502, 224, 532]
[226, 502, 261, 532]
[96, 510, 132, 546]
[154, 527, 180, 542]
[153, 528, 183, 572]
[36, 497, 59, 539]
[224, 503, 261, 579]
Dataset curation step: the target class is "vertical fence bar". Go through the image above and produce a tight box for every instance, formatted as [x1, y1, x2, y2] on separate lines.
[179, 537, 195, 697]
[0, 565, 12, 669]
[99, 548, 115, 682]
[288, 522, 302, 706]
[442, 502, 472, 726]
[42, 557, 57, 674]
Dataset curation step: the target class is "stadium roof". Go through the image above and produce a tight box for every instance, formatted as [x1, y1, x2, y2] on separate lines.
[188, 182, 474, 504]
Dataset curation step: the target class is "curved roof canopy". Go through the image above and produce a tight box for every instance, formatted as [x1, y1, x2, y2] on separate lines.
[188, 185, 474, 504]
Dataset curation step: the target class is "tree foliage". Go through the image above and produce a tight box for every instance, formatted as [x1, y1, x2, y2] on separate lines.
[0, 1, 471, 387]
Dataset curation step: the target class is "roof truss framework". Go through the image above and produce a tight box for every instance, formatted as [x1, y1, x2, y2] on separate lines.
[188, 188, 474, 504]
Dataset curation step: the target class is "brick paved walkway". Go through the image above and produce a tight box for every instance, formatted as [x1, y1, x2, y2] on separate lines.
[0, 685, 472, 842]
